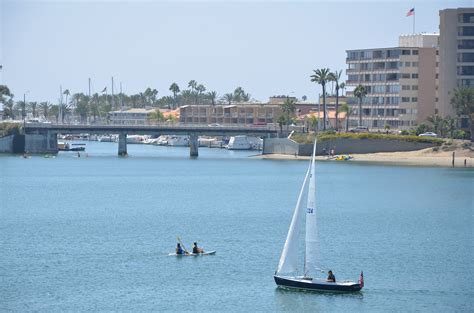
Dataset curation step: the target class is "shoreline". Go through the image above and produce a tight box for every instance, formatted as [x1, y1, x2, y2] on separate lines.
[255, 147, 474, 168]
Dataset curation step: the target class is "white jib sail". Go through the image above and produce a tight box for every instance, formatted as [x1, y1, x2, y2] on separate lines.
[276, 163, 311, 275]
[305, 139, 318, 275]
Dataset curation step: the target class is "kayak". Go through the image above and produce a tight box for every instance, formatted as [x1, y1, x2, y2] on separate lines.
[168, 250, 216, 256]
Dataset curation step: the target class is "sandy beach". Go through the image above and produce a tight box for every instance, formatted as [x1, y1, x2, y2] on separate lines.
[257, 143, 474, 168]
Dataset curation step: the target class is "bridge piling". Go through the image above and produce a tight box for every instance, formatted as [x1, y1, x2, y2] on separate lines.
[190, 134, 198, 157]
[118, 133, 127, 156]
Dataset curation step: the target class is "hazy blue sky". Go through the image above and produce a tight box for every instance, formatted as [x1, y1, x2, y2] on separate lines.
[1, 0, 471, 103]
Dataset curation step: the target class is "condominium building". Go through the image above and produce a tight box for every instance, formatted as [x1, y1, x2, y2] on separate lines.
[438, 8, 474, 118]
[345, 34, 438, 130]
[179, 104, 282, 125]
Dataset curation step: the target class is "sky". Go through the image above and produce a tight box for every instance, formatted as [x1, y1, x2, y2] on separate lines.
[1, 0, 472, 104]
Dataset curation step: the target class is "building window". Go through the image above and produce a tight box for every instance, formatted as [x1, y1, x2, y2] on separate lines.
[458, 13, 474, 23]
[457, 66, 474, 76]
[458, 79, 474, 87]
[402, 73, 411, 79]
[412, 62, 419, 67]
[405, 62, 411, 67]
[401, 97, 410, 102]
[412, 73, 419, 79]
[412, 85, 418, 90]
[458, 52, 474, 62]
[402, 50, 411, 55]
[412, 97, 418, 102]
[436, 74, 439, 79]
[458, 26, 474, 36]
[412, 50, 418, 55]
[458, 39, 474, 49]
[402, 85, 410, 90]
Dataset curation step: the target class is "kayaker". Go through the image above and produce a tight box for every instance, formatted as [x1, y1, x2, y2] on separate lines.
[176, 243, 186, 255]
[327, 270, 336, 282]
[192, 242, 204, 254]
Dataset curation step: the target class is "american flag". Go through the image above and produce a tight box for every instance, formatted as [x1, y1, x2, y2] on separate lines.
[406, 8, 415, 17]
[359, 271, 364, 288]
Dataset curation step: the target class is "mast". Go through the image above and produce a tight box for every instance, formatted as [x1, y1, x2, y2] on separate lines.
[304, 138, 317, 276]
[111, 76, 115, 110]
[59, 85, 63, 124]
[120, 82, 123, 111]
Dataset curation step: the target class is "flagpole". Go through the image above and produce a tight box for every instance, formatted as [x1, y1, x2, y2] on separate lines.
[413, 8, 415, 34]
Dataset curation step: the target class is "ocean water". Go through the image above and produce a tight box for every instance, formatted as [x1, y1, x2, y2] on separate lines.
[1, 142, 472, 311]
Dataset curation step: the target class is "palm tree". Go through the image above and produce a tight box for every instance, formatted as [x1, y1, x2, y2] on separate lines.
[188, 80, 197, 104]
[207, 91, 217, 106]
[329, 70, 343, 131]
[196, 84, 206, 105]
[282, 97, 296, 133]
[223, 93, 233, 105]
[233, 87, 245, 102]
[169, 83, 180, 109]
[426, 114, 444, 135]
[308, 115, 319, 132]
[39, 102, 50, 119]
[63, 89, 70, 123]
[354, 84, 367, 127]
[0, 85, 12, 105]
[148, 109, 164, 124]
[444, 116, 457, 138]
[49, 105, 60, 123]
[451, 86, 474, 141]
[310, 68, 331, 130]
[277, 115, 286, 136]
[338, 103, 352, 132]
[242, 93, 251, 102]
[28, 101, 38, 118]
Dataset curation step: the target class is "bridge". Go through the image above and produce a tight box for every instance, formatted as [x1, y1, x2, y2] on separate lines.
[24, 123, 279, 156]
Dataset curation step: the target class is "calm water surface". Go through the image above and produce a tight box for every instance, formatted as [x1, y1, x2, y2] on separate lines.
[1, 142, 472, 311]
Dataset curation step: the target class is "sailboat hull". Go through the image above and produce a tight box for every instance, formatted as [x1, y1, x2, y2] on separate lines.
[274, 275, 362, 292]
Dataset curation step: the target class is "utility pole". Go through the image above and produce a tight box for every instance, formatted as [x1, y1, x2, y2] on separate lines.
[88, 78, 91, 97]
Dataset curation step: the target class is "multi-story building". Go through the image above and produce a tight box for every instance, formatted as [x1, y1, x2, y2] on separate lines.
[438, 8, 474, 118]
[109, 108, 179, 125]
[345, 34, 438, 130]
[179, 104, 282, 125]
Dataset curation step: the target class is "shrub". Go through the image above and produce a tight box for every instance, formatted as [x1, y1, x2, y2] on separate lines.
[290, 132, 443, 145]
[0, 122, 22, 137]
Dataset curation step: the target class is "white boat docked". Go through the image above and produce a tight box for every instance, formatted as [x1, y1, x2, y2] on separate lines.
[167, 135, 189, 147]
[226, 136, 251, 150]
[127, 135, 148, 144]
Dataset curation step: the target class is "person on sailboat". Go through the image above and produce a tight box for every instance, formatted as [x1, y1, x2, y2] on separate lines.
[192, 242, 204, 254]
[176, 243, 187, 255]
[327, 270, 336, 282]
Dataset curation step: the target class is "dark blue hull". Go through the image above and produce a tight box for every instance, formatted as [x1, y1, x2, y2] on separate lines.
[274, 276, 362, 292]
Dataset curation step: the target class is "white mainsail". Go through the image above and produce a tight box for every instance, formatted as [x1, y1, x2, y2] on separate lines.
[304, 139, 318, 275]
[276, 164, 311, 275]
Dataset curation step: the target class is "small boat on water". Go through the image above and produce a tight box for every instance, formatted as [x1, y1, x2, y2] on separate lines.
[58, 142, 85, 152]
[168, 251, 216, 257]
[167, 135, 189, 147]
[274, 139, 364, 292]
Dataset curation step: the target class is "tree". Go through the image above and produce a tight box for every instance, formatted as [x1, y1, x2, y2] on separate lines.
[444, 116, 457, 138]
[354, 84, 367, 127]
[282, 97, 296, 133]
[0, 85, 13, 106]
[329, 70, 342, 131]
[148, 109, 164, 124]
[188, 80, 197, 105]
[338, 103, 351, 132]
[72, 93, 90, 123]
[63, 89, 70, 123]
[49, 105, 60, 123]
[242, 93, 251, 102]
[223, 93, 233, 105]
[16, 101, 27, 120]
[277, 115, 286, 136]
[207, 91, 217, 106]
[426, 114, 444, 135]
[3, 99, 15, 119]
[233, 87, 244, 102]
[310, 68, 331, 130]
[169, 83, 180, 109]
[39, 102, 50, 119]
[196, 84, 206, 105]
[450, 86, 474, 141]
[29, 101, 38, 118]
[307, 115, 319, 132]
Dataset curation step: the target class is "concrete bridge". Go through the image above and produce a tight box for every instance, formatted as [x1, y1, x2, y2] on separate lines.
[24, 123, 278, 156]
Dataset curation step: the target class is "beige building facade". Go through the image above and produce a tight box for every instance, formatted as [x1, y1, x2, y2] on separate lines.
[345, 34, 438, 130]
[438, 8, 474, 117]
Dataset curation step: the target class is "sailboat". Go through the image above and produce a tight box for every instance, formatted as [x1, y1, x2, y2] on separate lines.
[274, 139, 364, 292]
